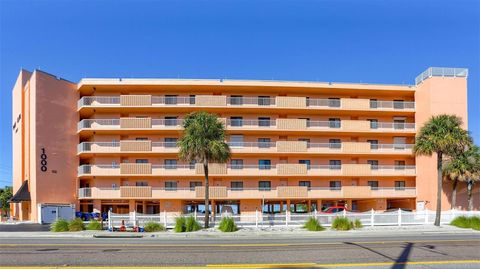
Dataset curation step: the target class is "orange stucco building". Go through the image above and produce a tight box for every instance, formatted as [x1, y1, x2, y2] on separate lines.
[10, 67, 477, 222]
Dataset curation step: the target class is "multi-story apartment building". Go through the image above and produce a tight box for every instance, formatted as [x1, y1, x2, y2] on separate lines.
[10, 67, 476, 222]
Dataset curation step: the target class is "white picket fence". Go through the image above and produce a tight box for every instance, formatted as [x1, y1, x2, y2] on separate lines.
[107, 209, 480, 230]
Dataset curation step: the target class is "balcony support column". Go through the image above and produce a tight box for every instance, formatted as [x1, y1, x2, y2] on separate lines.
[317, 199, 323, 210]
[280, 201, 284, 212]
[142, 201, 147, 214]
[307, 200, 312, 212]
[129, 200, 135, 213]
[286, 200, 291, 213]
[346, 199, 353, 211]
[93, 200, 101, 213]
[211, 200, 216, 218]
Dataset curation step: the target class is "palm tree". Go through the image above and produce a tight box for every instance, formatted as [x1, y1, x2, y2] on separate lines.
[463, 146, 480, 211]
[414, 114, 471, 226]
[443, 144, 480, 209]
[178, 111, 231, 228]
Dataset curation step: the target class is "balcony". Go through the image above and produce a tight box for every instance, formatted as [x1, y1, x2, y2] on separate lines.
[78, 163, 416, 177]
[78, 140, 413, 156]
[77, 118, 415, 133]
[77, 186, 416, 200]
[78, 95, 415, 111]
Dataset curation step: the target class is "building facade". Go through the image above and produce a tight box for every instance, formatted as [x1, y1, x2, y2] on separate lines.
[11, 67, 477, 222]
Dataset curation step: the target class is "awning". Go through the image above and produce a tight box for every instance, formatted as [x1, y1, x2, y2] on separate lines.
[9, 180, 31, 202]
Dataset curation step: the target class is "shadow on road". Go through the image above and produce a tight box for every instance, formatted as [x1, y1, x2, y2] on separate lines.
[343, 242, 414, 269]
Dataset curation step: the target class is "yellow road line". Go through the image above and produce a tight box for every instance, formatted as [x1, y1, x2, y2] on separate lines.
[1, 238, 479, 248]
[3, 260, 480, 268]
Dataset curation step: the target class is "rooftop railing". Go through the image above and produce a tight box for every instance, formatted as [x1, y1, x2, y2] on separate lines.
[415, 67, 468, 85]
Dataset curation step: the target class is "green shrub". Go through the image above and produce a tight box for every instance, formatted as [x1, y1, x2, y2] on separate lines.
[331, 217, 353, 231]
[68, 218, 85, 231]
[50, 219, 69, 232]
[174, 216, 186, 233]
[144, 221, 165, 232]
[218, 217, 238, 232]
[185, 215, 201, 232]
[451, 216, 480, 230]
[86, 219, 103, 230]
[303, 216, 325, 231]
[354, 219, 363, 229]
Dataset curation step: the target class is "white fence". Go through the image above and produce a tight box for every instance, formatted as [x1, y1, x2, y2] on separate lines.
[107, 209, 480, 230]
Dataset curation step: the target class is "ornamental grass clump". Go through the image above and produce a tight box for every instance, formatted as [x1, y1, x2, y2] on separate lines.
[354, 219, 363, 229]
[50, 219, 69, 232]
[68, 218, 85, 231]
[303, 216, 325, 231]
[185, 215, 202, 232]
[174, 216, 186, 233]
[451, 216, 480, 230]
[331, 217, 353, 231]
[218, 217, 238, 232]
[144, 221, 165, 232]
[86, 219, 103, 230]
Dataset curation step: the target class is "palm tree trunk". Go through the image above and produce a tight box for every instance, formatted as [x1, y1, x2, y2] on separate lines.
[451, 179, 458, 210]
[203, 160, 210, 229]
[467, 179, 474, 211]
[434, 152, 443, 226]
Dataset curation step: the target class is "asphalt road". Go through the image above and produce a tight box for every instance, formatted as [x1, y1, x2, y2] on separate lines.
[1, 233, 480, 268]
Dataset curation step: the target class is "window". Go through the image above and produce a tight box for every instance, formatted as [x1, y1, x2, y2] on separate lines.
[259, 181, 271, 191]
[329, 160, 341, 169]
[393, 100, 405, 109]
[329, 181, 341, 190]
[136, 159, 148, 163]
[328, 98, 341, 107]
[395, 181, 406, 190]
[189, 95, 196, 105]
[299, 160, 311, 169]
[231, 181, 243, 191]
[164, 137, 177, 148]
[394, 119, 405, 130]
[165, 95, 178, 105]
[258, 138, 272, 148]
[136, 181, 148, 186]
[329, 118, 341, 128]
[393, 137, 407, 150]
[165, 181, 177, 191]
[367, 160, 379, 170]
[231, 159, 244, 169]
[230, 95, 243, 105]
[329, 139, 341, 149]
[259, 160, 271, 170]
[395, 160, 406, 170]
[135, 137, 148, 141]
[189, 181, 202, 191]
[230, 135, 244, 147]
[370, 99, 378, 108]
[367, 140, 379, 150]
[258, 96, 271, 106]
[189, 160, 196, 169]
[230, 116, 243, 127]
[368, 119, 379, 129]
[258, 117, 271, 127]
[299, 181, 311, 189]
[164, 159, 177, 169]
[368, 181, 379, 190]
[165, 116, 178, 126]
[299, 118, 310, 127]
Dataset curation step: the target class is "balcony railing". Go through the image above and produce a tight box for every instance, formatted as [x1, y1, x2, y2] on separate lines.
[78, 186, 416, 199]
[78, 95, 415, 111]
[415, 67, 468, 85]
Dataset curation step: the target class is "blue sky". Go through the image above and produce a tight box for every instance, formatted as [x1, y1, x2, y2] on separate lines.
[0, 0, 479, 187]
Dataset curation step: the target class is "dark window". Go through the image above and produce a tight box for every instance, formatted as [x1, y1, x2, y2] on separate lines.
[230, 95, 243, 105]
[231, 181, 244, 191]
[189, 95, 196, 105]
[189, 160, 196, 169]
[299, 181, 311, 189]
[165, 181, 177, 191]
[367, 160, 379, 170]
[299, 160, 311, 169]
[329, 160, 341, 169]
[136, 181, 148, 186]
[395, 181, 406, 190]
[231, 159, 244, 169]
[164, 159, 177, 169]
[329, 181, 341, 190]
[164, 138, 177, 148]
[368, 119, 379, 129]
[189, 181, 202, 191]
[329, 118, 341, 128]
[394, 119, 405, 129]
[165, 95, 178, 105]
[367, 140, 379, 150]
[329, 139, 341, 149]
[395, 160, 406, 170]
[165, 116, 178, 126]
[258, 117, 271, 127]
[135, 137, 148, 141]
[370, 99, 378, 108]
[368, 181, 379, 190]
[393, 100, 405, 109]
[136, 159, 148, 163]
[258, 96, 271, 106]
[230, 116, 243, 127]
[328, 98, 341, 107]
[259, 181, 271, 191]
[259, 160, 271, 170]
[258, 138, 271, 148]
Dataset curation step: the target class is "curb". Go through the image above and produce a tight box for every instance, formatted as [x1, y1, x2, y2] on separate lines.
[93, 234, 143, 238]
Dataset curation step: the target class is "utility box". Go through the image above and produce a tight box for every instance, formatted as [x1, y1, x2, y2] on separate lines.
[38, 204, 75, 224]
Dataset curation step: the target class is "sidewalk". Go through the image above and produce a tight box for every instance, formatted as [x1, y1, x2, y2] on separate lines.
[0, 224, 478, 238]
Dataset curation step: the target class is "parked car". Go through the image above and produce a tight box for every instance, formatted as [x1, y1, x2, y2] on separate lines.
[322, 206, 347, 214]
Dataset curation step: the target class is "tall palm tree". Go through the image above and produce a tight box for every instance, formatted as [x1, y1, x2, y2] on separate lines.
[178, 111, 231, 228]
[443, 144, 479, 209]
[414, 114, 471, 226]
[463, 146, 480, 211]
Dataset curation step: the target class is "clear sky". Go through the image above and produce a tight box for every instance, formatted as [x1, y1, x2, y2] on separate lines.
[0, 0, 479, 187]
